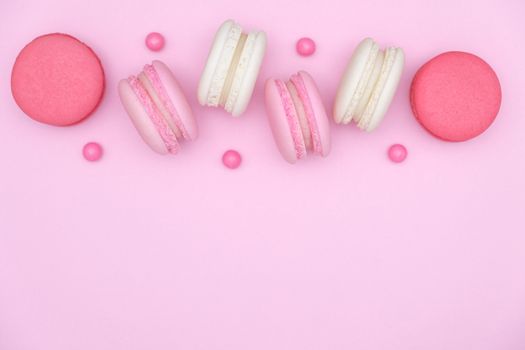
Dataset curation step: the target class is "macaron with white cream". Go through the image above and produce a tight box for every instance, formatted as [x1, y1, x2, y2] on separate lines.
[198, 20, 267, 116]
[334, 38, 404, 131]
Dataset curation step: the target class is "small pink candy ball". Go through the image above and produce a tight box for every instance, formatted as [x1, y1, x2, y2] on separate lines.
[83, 142, 103, 162]
[388, 144, 408, 163]
[296, 37, 316, 56]
[222, 150, 242, 169]
[145, 32, 165, 51]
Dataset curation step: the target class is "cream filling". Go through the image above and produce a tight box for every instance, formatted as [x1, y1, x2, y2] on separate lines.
[207, 24, 242, 106]
[354, 50, 384, 121]
[343, 42, 379, 124]
[358, 47, 397, 131]
[224, 33, 257, 113]
[220, 33, 248, 107]
[286, 81, 312, 151]
[138, 72, 182, 140]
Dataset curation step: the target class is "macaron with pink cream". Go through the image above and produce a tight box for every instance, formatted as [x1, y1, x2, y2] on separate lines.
[265, 71, 331, 164]
[118, 60, 197, 154]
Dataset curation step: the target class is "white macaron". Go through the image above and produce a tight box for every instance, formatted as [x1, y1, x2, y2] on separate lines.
[198, 20, 267, 117]
[334, 38, 404, 131]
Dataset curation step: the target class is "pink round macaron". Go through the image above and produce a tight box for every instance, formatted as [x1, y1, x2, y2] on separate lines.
[410, 51, 501, 142]
[118, 60, 197, 155]
[11, 33, 105, 126]
[265, 71, 331, 164]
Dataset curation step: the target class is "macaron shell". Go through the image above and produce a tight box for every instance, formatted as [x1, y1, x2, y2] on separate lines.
[298, 71, 331, 157]
[364, 48, 405, 132]
[118, 79, 168, 154]
[410, 51, 501, 141]
[152, 60, 198, 140]
[265, 78, 299, 164]
[231, 31, 267, 117]
[333, 38, 375, 124]
[197, 20, 235, 106]
[11, 33, 105, 126]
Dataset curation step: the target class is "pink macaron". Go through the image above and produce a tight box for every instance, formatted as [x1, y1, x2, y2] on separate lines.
[410, 51, 501, 142]
[118, 60, 197, 155]
[265, 71, 331, 164]
[11, 33, 105, 126]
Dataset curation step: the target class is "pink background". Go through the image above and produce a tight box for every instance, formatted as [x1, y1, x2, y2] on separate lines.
[1, 0, 524, 349]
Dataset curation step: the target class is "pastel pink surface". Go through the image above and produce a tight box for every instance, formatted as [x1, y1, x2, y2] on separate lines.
[410, 51, 501, 142]
[1, 1, 525, 350]
[11, 33, 104, 126]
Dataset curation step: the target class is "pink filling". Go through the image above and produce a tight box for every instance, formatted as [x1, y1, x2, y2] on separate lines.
[143, 64, 190, 140]
[127, 76, 180, 154]
[290, 73, 322, 155]
[274, 80, 306, 159]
